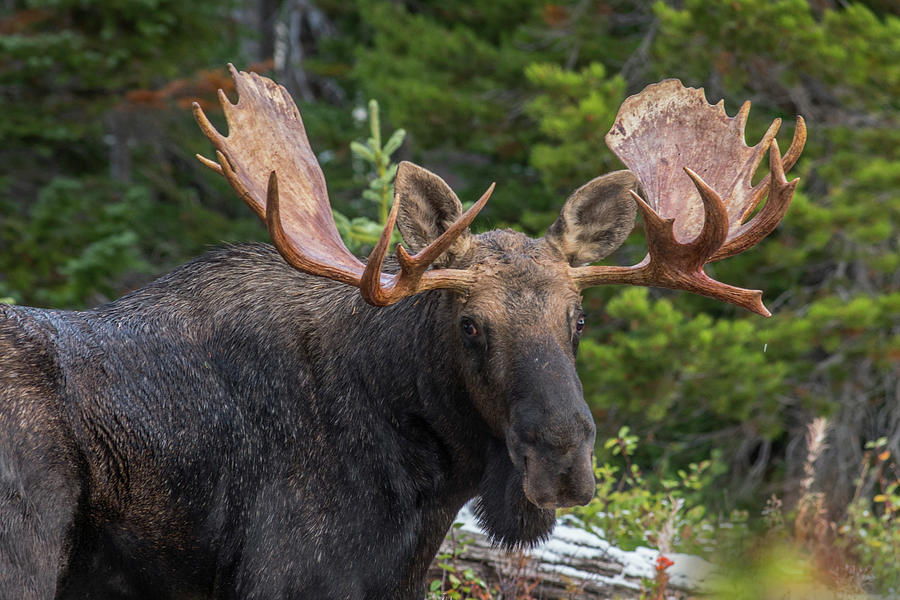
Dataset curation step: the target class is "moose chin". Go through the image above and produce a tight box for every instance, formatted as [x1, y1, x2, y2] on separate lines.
[0, 65, 805, 599]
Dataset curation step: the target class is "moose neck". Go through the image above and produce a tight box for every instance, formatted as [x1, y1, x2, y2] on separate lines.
[305, 281, 492, 480]
[281, 270, 500, 583]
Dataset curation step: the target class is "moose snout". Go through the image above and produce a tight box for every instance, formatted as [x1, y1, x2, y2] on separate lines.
[507, 338, 597, 508]
[507, 419, 596, 509]
[518, 442, 596, 509]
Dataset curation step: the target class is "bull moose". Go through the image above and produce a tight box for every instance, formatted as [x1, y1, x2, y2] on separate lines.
[0, 66, 805, 599]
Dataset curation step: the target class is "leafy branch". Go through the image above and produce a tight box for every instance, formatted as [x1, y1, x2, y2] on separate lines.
[334, 99, 406, 252]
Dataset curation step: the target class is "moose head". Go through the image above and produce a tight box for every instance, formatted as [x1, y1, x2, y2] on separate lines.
[193, 66, 805, 545]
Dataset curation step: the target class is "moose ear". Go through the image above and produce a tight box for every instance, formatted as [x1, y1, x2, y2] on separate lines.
[395, 161, 472, 265]
[544, 170, 638, 266]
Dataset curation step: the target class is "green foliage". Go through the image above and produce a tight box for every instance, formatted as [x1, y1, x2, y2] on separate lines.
[703, 543, 836, 600]
[1, 0, 237, 150]
[578, 285, 898, 506]
[427, 523, 492, 600]
[0, 174, 260, 307]
[834, 438, 900, 594]
[0, 177, 150, 306]
[581, 432, 900, 596]
[1, 0, 250, 308]
[351, 0, 538, 154]
[334, 99, 405, 252]
[579, 288, 795, 474]
[574, 426, 744, 556]
[653, 0, 900, 112]
[524, 62, 625, 194]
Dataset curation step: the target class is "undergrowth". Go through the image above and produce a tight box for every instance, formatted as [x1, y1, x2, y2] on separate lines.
[428, 422, 900, 598]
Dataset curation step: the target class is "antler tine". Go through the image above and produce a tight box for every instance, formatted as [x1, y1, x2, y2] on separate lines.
[265, 171, 360, 286]
[750, 116, 807, 201]
[359, 186, 404, 305]
[711, 117, 806, 261]
[192, 101, 225, 147]
[732, 116, 782, 226]
[783, 116, 807, 171]
[195, 152, 223, 175]
[711, 135, 802, 261]
[215, 149, 264, 221]
[681, 168, 730, 265]
[192, 102, 226, 177]
[360, 183, 494, 305]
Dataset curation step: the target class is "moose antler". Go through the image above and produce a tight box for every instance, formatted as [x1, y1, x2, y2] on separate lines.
[572, 79, 806, 316]
[192, 65, 492, 306]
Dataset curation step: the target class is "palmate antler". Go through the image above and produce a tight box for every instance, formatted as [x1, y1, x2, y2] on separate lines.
[572, 79, 806, 316]
[192, 65, 493, 306]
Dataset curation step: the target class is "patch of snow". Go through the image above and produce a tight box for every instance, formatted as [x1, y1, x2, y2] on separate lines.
[454, 503, 715, 592]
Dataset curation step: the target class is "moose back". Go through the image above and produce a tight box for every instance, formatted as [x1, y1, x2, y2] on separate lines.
[0, 67, 804, 599]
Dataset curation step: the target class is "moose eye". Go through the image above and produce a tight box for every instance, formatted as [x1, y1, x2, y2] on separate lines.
[461, 318, 478, 338]
[575, 315, 586, 333]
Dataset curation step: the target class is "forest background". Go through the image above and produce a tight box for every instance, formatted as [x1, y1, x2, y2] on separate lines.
[1, 0, 898, 596]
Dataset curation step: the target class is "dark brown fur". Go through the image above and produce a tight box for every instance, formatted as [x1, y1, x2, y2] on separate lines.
[0, 170, 637, 599]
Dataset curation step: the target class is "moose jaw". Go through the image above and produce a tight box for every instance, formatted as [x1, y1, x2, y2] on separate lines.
[0, 65, 804, 599]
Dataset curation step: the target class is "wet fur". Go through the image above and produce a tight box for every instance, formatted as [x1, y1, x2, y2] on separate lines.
[0, 243, 553, 600]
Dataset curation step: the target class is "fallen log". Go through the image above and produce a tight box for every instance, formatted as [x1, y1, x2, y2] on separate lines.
[426, 506, 714, 599]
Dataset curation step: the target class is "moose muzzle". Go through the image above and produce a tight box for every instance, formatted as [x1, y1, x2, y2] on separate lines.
[506, 342, 597, 509]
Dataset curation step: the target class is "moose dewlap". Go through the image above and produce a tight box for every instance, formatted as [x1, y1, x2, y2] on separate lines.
[0, 65, 804, 599]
